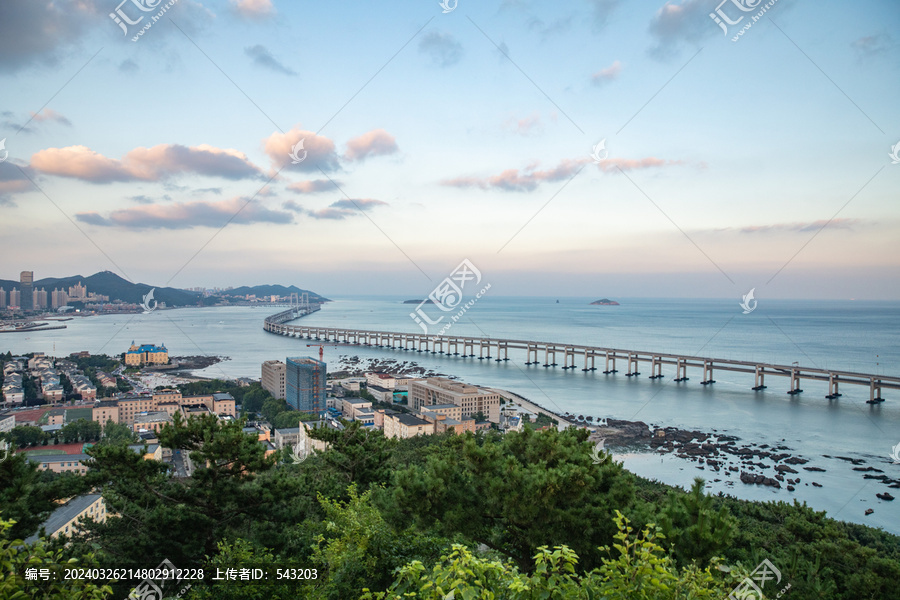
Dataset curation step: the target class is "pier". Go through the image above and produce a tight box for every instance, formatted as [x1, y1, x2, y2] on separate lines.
[264, 309, 898, 403]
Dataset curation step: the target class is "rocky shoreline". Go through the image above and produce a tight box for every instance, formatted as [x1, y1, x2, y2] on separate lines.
[332, 356, 445, 379]
[581, 417, 898, 507]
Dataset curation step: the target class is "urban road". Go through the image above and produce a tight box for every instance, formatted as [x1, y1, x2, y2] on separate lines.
[264, 307, 898, 403]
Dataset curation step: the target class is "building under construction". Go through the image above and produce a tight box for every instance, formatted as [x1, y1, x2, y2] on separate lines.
[285, 356, 326, 414]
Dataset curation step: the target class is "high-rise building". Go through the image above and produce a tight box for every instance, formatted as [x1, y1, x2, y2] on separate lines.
[261, 360, 287, 400]
[9, 288, 20, 308]
[285, 357, 326, 414]
[51, 288, 68, 309]
[0, 287, 6, 309]
[20, 271, 33, 311]
[68, 282, 87, 299]
[33, 288, 48, 309]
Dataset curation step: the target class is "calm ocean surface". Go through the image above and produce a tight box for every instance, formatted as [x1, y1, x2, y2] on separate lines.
[4, 296, 899, 533]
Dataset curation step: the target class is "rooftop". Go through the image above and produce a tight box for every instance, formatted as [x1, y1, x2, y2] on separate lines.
[396, 414, 430, 427]
[24, 494, 102, 543]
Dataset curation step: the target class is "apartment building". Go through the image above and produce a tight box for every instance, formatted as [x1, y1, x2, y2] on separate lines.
[365, 373, 411, 390]
[261, 360, 287, 399]
[383, 413, 432, 439]
[408, 377, 501, 422]
[24, 494, 107, 544]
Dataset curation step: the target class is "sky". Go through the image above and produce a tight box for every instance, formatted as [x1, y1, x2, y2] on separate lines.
[1, 0, 898, 300]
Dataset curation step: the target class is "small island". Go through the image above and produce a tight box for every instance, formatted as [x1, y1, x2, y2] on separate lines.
[403, 299, 435, 304]
[590, 298, 620, 306]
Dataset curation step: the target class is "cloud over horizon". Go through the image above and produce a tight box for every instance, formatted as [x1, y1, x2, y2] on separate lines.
[30, 144, 263, 183]
[443, 155, 684, 191]
[283, 197, 388, 220]
[76, 196, 293, 229]
[591, 60, 622, 85]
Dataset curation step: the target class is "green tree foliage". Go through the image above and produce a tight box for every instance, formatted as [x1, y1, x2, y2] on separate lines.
[308, 421, 394, 489]
[240, 385, 273, 415]
[260, 399, 289, 425]
[272, 411, 318, 430]
[60, 419, 101, 444]
[0, 518, 113, 600]
[362, 512, 738, 599]
[0, 448, 88, 540]
[98, 419, 137, 446]
[4, 425, 49, 448]
[387, 427, 635, 571]
[657, 478, 737, 567]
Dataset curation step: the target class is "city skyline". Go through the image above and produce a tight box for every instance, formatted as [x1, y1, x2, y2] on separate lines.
[1, 0, 898, 299]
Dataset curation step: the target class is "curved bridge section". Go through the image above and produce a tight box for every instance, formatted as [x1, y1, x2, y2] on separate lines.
[264, 309, 898, 403]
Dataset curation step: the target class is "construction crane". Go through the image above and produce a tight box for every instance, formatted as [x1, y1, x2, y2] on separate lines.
[307, 343, 339, 362]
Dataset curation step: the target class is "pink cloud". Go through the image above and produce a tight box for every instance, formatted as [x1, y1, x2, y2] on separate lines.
[76, 197, 292, 229]
[30, 144, 262, 183]
[443, 159, 587, 192]
[443, 155, 686, 191]
[263, 127, 340, 172]
[231, 0, 274, 19]
[344, 129, 399, 161]
[591, 60, 621, 85]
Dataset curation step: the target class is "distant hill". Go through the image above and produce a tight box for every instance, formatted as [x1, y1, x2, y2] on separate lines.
[0, 272, 329, 306]
[0, 271, 201, 306]
[216, 284, 329, 303]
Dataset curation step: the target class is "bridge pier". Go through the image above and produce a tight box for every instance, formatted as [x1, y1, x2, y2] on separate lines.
[701, 361, 715, 385]
[648, 356, 664, 379]
[826, 374, 842, 399]
[625, 353, 640, 377]
[582, 352, 596, 372]
[867, 378, 885, 404]
[561, 347, 576, 369]
[673, 359, 689, 382]
[603, 352, 618, 374]
[451, 339, 460, 356]
[787, 369, 803, 395]
[543, 346, 557, 367]
[525, 345, 537, 365]
[752, 366, 767, 390]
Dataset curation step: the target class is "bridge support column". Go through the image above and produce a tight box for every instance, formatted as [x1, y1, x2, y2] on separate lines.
[543, 347, 556, 367]
[626, 353, 640, 377]
[752, 366, 767, 390]
[648, 356, 664, 379]
[451, 340, 459, 356]
[561, 348, 574, 369]
[701, 361, 715, 385]
[582, 352, 596, 372]
[603, 352, 617, 374]
[866, 378, 884, 404]
[525, 345, 535, 365]
[787, 370, 803, 395]
[826, 374, 842, 399]
[674, 359, 689, 382]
